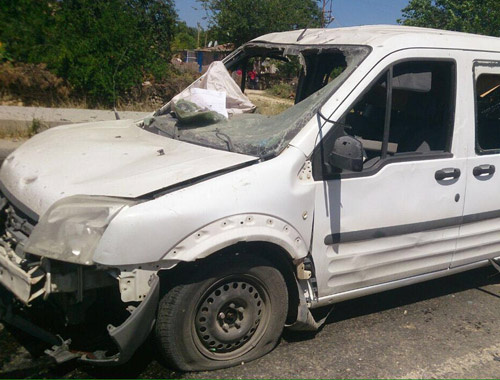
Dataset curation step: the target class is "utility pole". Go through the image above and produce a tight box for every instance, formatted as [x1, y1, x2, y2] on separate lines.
[321, 0, 334, 27]
[197, 23, 201, 49]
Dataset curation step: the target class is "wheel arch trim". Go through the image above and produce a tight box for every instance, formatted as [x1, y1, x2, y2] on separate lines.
[161, 214, 309, 263]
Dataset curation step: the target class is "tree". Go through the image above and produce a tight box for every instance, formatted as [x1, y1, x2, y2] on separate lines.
[171, 21, 198, 51]
[47, 0, 177, 105]
[0, 0, 178, 106]
[197, 0, 322, 47]
[399, 0, 500, 37]
[0, 0, 56, 63]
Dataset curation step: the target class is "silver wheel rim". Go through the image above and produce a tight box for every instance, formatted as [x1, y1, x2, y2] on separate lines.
[193, 275, 271, 360]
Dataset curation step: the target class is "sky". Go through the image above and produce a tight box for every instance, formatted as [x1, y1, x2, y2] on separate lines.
[176, 0, 412, 29]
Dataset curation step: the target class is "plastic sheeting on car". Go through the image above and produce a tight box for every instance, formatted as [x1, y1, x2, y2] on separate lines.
[171, 61, 256, 115]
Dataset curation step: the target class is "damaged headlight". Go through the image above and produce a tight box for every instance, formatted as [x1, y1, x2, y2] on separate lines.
[24, 196, 136, 265]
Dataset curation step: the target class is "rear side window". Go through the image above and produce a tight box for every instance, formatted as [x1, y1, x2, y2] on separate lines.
[476, 72, 500, 152]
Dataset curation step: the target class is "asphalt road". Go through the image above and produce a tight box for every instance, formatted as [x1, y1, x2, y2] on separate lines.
[1, 266, 500, 379]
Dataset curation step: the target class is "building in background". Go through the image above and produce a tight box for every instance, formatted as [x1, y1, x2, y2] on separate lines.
[181, 43, 235, 73]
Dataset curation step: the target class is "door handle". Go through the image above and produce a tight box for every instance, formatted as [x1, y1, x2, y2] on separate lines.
[473, 164, 495, 177]
[435, 168, 461, 181]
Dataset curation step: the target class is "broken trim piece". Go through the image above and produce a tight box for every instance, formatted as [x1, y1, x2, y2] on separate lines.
[286, 278, 331, 332]
[81, 275, 160, 365]
[0, 245, 47, 304]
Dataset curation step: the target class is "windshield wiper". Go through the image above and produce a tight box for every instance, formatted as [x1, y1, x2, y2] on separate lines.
[215, 130, 235, 152]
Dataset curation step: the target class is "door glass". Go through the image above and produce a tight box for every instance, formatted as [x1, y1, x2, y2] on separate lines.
[390, 61, 454, 154]
[342, 60, 455, 168]
[476, 73, 500, 152]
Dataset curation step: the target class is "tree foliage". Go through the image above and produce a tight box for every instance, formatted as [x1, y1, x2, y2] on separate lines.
[0, 0, 55, 63]
[172, 21, 199, 51]
[0, 0, 178, 106]
[399, 0, 500, 37]
[197, 0, 322, 47]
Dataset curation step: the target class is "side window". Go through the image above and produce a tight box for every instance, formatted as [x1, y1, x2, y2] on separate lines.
[313, 59, 456, 179]
[476, 72, 500, 152]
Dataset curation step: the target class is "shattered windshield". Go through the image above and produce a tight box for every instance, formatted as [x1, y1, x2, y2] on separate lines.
[144, 43, 370, 158]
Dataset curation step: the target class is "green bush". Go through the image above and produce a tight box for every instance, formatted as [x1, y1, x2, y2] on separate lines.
[266, 82, 295, 99]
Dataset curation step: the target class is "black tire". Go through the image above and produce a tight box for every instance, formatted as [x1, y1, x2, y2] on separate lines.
[155, 254, 288, 371]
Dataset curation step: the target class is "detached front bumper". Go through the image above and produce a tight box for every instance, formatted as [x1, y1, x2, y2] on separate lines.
[0, 242, 160, 365]
[82, 275, 159, 365]
[0, 244, 46, 303]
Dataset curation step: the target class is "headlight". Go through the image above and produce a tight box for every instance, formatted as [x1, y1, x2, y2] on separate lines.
[24, 196, 136, 265]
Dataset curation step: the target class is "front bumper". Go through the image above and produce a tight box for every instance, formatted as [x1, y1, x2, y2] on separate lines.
[0, 187, 161, 365]
[0, 241, 160, 365]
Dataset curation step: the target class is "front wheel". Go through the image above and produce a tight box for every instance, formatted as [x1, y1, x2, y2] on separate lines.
[155, 255, 288, 371]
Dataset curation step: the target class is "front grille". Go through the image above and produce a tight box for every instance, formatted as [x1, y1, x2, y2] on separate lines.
[0, 191, 37, 255]
[5, 204, 35, 241]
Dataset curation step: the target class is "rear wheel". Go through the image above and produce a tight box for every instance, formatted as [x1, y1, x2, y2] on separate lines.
[155, 255, 288, 371]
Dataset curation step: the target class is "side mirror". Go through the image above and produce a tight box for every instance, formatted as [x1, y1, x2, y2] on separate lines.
[328, 135, 364, 172]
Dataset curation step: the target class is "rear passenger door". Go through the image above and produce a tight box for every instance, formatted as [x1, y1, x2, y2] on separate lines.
[454, 60, 500, 267]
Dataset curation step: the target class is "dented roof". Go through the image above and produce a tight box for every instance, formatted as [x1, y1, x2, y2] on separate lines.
[252, 25, 500, 52]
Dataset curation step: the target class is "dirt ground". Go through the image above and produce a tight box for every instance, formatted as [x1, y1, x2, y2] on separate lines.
[1, 266, 500, 379]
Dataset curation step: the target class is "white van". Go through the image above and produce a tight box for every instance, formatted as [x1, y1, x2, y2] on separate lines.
[1, 25, 500, 371]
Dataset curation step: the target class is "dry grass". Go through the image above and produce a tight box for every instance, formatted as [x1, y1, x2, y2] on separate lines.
[0, 96, 156, 113]
[0, 127, 28, 139]
[0, 62, 71, 107]
[247, 91, 294, 116]
[0, 118, 50, 139]
[250, 98, 290, 115]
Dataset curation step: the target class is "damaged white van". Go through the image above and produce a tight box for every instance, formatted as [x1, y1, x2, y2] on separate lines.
[2, 25, 500, 371]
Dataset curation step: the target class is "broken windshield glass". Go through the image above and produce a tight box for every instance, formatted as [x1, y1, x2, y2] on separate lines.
[145, 44, 371, 158]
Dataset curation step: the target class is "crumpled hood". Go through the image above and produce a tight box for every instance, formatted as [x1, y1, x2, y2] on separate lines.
[0, 119, 257, 217]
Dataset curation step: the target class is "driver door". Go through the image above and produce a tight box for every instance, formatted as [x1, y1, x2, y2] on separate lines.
[310, 54, 466, 299]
